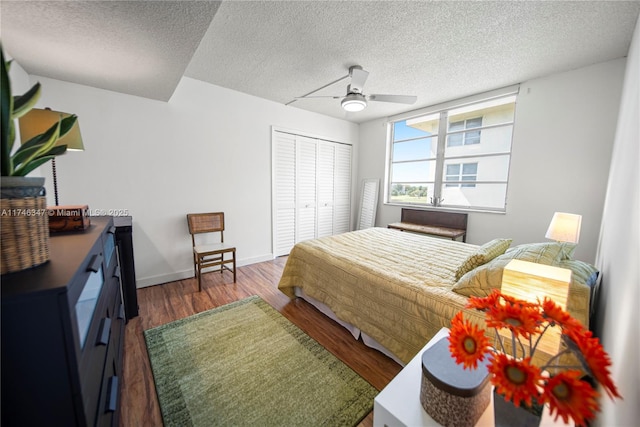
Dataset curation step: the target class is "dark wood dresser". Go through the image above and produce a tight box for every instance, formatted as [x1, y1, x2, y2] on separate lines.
[1, 217, 125, 426]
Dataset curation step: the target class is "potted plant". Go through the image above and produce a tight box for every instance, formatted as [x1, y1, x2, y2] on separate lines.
[448, 290, 621, 427]
[1, 44, 77, 274]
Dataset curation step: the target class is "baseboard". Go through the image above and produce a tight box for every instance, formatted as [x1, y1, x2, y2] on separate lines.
[135, 253, 276, 288]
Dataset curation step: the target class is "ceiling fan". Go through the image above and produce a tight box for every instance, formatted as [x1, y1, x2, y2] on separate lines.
[288, 65, 417, 112]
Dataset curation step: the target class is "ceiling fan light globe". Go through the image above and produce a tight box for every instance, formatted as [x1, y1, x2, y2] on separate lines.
[341, 94, 367, 112]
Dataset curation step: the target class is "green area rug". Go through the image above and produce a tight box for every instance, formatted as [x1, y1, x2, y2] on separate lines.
[144, 296, 378, 426]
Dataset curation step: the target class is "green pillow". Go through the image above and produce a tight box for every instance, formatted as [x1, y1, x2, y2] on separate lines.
[454, 238, 512, 281]
[504, 242, 572, 264]
[555, 259, 598, 287]
[481, 238, 513, 260]
[453, 242, 593, 298]
[453, 253, 513, 297]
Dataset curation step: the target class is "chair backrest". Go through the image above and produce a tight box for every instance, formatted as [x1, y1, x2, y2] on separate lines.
[187, 212, 225, 244]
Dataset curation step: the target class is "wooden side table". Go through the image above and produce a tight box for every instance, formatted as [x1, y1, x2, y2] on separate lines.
[373, 328, 571, 427]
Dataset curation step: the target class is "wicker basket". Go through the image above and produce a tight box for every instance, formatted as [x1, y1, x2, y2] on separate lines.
[1, 195, 50, 274]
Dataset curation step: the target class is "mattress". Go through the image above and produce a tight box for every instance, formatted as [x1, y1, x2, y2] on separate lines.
[278, 227, 487, 364]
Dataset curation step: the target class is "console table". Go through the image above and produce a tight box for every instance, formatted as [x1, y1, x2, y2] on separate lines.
[388, 208, 467, 242]
[1, 217, 125, 426]
[374, 328, 570, 427]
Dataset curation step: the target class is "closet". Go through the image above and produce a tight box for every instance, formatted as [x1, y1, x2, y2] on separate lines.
[272, 130, 352, 257]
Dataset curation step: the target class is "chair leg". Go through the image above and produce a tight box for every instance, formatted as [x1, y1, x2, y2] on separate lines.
[232, 250, 236, 282]
[197, 258, 202, 292]
[193, 253, 198, 278]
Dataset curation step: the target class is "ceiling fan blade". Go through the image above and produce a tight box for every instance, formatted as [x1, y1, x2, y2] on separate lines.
[349, 66, 369, 93]
[295, 95, 344, 99]
[368, 94, 417, 105]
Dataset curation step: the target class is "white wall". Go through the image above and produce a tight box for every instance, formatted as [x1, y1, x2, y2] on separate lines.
[359, 58, 626, 263]
[594, 16, 639, 427]
[31, 75, 358, 287]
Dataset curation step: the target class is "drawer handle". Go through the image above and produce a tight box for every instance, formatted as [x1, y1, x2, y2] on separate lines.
[118, 304, 125, 320]
[113, 265, 121, 279]
[87, 254, 103, 273]
[108, 226, 116, 235]
[97, 317, 111, 346]
[106, 375, 119, 412]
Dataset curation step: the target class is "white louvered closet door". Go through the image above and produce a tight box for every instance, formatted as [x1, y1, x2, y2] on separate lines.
[295, 136, 317, 243]
[316, 141, 335, 238]
[273, 132, 296, 256]
[333, 143, 352, 234]
[272, 130, 352, 257]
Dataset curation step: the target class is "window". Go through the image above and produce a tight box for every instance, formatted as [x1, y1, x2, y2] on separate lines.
[445, 163, 477, 188]
[447, 117, 482, 147]
[386, 92, 517, 212]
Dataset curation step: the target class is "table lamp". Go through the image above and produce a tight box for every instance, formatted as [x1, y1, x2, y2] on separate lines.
[18, 108, 84, 206]
[545, 212, 582, 243]
[500, 259, 572, 357]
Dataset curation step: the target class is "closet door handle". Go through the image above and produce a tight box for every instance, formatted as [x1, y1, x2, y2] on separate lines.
[97, 318, 111, 346]
[106, 376, 119, 412]
[87, 254, 103, 273]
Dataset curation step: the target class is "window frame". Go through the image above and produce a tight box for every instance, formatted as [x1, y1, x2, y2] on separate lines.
[384, 87, 518, 213]
[445, 162, 478, 188]
[447, 117, 483, 147]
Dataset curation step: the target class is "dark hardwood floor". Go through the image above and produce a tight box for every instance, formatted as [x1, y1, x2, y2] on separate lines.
[119, 257, 402, 426]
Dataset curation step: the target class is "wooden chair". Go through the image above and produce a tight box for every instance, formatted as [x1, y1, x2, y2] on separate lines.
[186, 212, 236, 291]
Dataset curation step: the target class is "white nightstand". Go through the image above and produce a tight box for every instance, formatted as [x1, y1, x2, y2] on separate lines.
[373, 328, 570, 427]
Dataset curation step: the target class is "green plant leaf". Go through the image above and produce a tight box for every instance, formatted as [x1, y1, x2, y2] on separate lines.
[12, 82, 41, 119]
[35, 144, 67, 159]
[12, 121, 59, 157]
[58, 115, 77, 138]
[2, 44, 74, 177]
[12, 155, 56, 177]
[12, 121, 61, 176]
[11, 143, 43, 168]
[16, 144, 67, 173]
[11, 138, 66, 168]
[1, 47, 14, 175]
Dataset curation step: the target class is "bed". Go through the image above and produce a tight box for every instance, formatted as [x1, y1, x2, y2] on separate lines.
[278, 227, 595, 365]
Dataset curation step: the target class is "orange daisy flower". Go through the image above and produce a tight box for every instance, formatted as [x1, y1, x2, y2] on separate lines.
[541, 297, 583, 333]
[501, 292, 538, 309]
[489, 353, 542, 408]
[542, 370, 600, 427]
[448, 312, 490, 369]
[486, 302, 542, 339]
[567, 330, 621, 399]
[466, 290, 500, 311]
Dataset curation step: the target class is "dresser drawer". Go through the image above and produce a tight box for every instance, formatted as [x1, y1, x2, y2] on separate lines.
[1, 217, 124, 427]
[96, 318, 123, 427]
[79, 291, 112, 425]
[79, 264, 119, 425]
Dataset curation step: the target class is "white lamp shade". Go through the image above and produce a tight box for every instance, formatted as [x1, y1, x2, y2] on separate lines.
[545, 212, 582, 243]
[501, 259, 572, 357]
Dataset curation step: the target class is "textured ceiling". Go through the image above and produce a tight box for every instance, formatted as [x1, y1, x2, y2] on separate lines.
[0, 1, 221, 101]
[1, 1, 639, 123]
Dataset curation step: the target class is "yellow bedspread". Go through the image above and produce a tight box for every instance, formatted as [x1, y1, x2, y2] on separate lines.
[278, 227, 486, 364]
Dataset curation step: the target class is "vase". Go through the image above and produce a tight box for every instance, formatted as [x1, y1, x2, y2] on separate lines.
[493, 390, 541, 427]
[1, 176, 50, 274]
